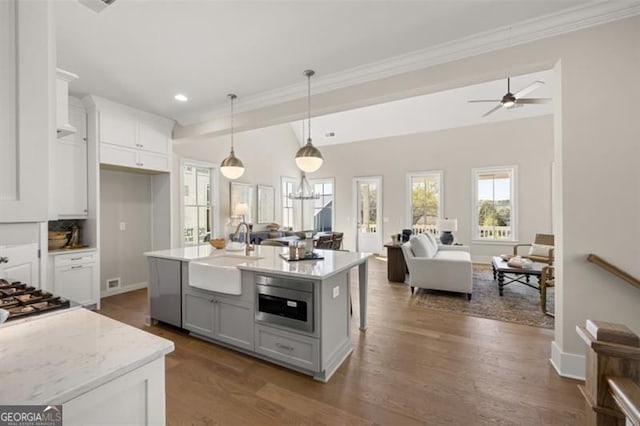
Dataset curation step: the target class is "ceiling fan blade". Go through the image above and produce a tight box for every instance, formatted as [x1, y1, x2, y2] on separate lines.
[515, 98, 551, 104]
[468, 100, 502, 103]
[514, 80, 544, 98]
[481, 104, 503, 117]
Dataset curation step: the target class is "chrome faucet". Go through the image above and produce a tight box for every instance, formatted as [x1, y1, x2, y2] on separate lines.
[233, 221, 253, 254]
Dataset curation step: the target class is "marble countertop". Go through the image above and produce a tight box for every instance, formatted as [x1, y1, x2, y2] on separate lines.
[0, 309, 174, 405]
[145, 244, 371, 280]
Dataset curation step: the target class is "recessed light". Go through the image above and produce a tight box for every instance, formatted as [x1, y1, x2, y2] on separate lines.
[174, 94, 188, 102]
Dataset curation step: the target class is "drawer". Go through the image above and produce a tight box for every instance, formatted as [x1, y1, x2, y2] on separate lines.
[255, 324, 319, 371]
[55, 251, 96, 267]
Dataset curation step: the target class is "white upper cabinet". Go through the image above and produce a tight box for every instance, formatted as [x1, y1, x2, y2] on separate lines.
[51, 99, 88, 219]
[84, 95, 174, 173]
[100, 110, 137, 148]
[56, 69, 79, 137]
[0, 1, 53, 222]
[138, 121, 169, 154]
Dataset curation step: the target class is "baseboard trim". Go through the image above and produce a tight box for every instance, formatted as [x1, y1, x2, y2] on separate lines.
[550, 340, 585, 380]
[101, 281, 148, 298]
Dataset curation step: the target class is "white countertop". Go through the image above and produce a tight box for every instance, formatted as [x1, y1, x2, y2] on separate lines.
[145, 244, 371, 280]
[48, 247, 97, 256]
[0, 309, 174, 404]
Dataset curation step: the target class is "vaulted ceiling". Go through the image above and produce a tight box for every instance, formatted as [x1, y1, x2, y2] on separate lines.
[56, 0, 587, 126]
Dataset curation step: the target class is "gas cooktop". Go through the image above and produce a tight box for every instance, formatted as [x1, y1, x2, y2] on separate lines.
[0, 279, 71, 322]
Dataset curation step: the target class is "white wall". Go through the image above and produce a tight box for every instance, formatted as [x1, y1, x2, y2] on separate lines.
[310, 115, 553, 259]
[100, 169, 152, 292]
[171, 124, 301, 245]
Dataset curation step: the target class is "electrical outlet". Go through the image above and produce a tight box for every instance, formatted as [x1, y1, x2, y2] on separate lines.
[332, 286, 340, 299]
[119, 222, 126, 231]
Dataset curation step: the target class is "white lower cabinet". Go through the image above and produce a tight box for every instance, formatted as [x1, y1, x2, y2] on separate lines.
[49, 250, 99, 308]
[0, 243, 39, 287]
[100, 143, 169, 172]
[63, 357, 166, 426]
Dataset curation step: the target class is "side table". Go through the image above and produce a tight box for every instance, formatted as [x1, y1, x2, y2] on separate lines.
[384, 243, 407, 283]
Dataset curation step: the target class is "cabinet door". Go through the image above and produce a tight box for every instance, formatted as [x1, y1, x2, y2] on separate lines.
[214, 297, 253, 350]
[55, 105, 88, 218]
[138, 151, 169, 172]
[0, 1, 51, 222]
[100, 143, 138, 168]
[0, 243, 39, 287]
[54, 263, 96, 306]
[99, 111, 137, 148]
[183, 292, 215, 337]
[138, 122, 168, 155]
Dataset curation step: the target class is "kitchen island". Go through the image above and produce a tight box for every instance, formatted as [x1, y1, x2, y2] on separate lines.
[144, 244, 370, 382]
[0, 308, 174, 425]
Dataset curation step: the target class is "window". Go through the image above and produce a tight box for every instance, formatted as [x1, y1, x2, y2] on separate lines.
[310, 178, 334, 232]
[406, 171, 442, 236]
[182, 161, 217, 246]
[281, 176, 297, 229]
[472, 166, 517, 241]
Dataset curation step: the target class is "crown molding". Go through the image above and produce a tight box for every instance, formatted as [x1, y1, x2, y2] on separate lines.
[174, 1, 640, 128]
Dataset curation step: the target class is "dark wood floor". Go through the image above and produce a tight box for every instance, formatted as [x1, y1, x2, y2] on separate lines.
[99, 257, 584, 425]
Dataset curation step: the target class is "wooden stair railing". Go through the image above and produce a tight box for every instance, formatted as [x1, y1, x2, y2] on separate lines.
[577, 320, 640, 425]
[607, 377, 640, 425]
[587, 254, 640, 291]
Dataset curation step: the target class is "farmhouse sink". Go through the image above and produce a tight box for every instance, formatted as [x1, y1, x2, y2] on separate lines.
[188, 254, 262, 295]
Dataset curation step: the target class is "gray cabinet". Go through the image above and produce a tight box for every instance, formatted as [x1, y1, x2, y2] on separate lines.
[183, 286, 254, 350]
[183, 292, 215, 337]
[255, 324, 319, 371]
[148, 257, 183, 328]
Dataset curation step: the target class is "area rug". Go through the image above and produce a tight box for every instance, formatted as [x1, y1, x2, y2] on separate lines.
[413, 265, 554, 329]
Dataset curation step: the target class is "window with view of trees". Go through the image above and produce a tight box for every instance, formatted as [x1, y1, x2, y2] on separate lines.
[182, 161, 216, 246]
[472, 166, 517, 241]
[407, 171, 442, 236]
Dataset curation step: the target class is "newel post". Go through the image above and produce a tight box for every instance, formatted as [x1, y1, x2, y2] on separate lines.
[576, 320, 640, 426]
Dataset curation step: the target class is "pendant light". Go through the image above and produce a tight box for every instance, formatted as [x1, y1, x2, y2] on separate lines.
[220, 93, 244, 179]
[289, 120, 319, 200]
[295, 70, 323, 173]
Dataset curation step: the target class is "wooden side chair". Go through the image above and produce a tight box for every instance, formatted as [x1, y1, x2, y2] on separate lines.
[513, 233, 555, 264]
[315, 234, 333, 249]
[330, 232, 344, 250]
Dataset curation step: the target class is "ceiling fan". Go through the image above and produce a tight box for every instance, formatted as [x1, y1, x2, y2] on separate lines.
[468, 78, 551, 117]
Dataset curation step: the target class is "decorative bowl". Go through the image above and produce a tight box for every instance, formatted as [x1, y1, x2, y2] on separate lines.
[48, 238, 68, 250]
[209, 239, 226, 249]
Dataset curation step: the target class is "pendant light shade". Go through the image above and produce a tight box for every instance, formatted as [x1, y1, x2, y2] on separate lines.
[220, 94, 244, 179]
[295, 70, 323, 173]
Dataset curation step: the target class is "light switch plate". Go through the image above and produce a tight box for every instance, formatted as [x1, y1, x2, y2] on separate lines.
[119, 222, 126, 231]
[332, 286, 339, 298]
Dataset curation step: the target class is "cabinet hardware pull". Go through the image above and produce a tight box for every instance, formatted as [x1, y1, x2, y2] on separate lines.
[0, 257, 9, 264]
[71, 265, 83, 269]
[70, 257, 82, 261]
[276, 343, 294, 351]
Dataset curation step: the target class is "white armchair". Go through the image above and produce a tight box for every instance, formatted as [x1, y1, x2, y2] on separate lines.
[401, 233, 473, 300]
